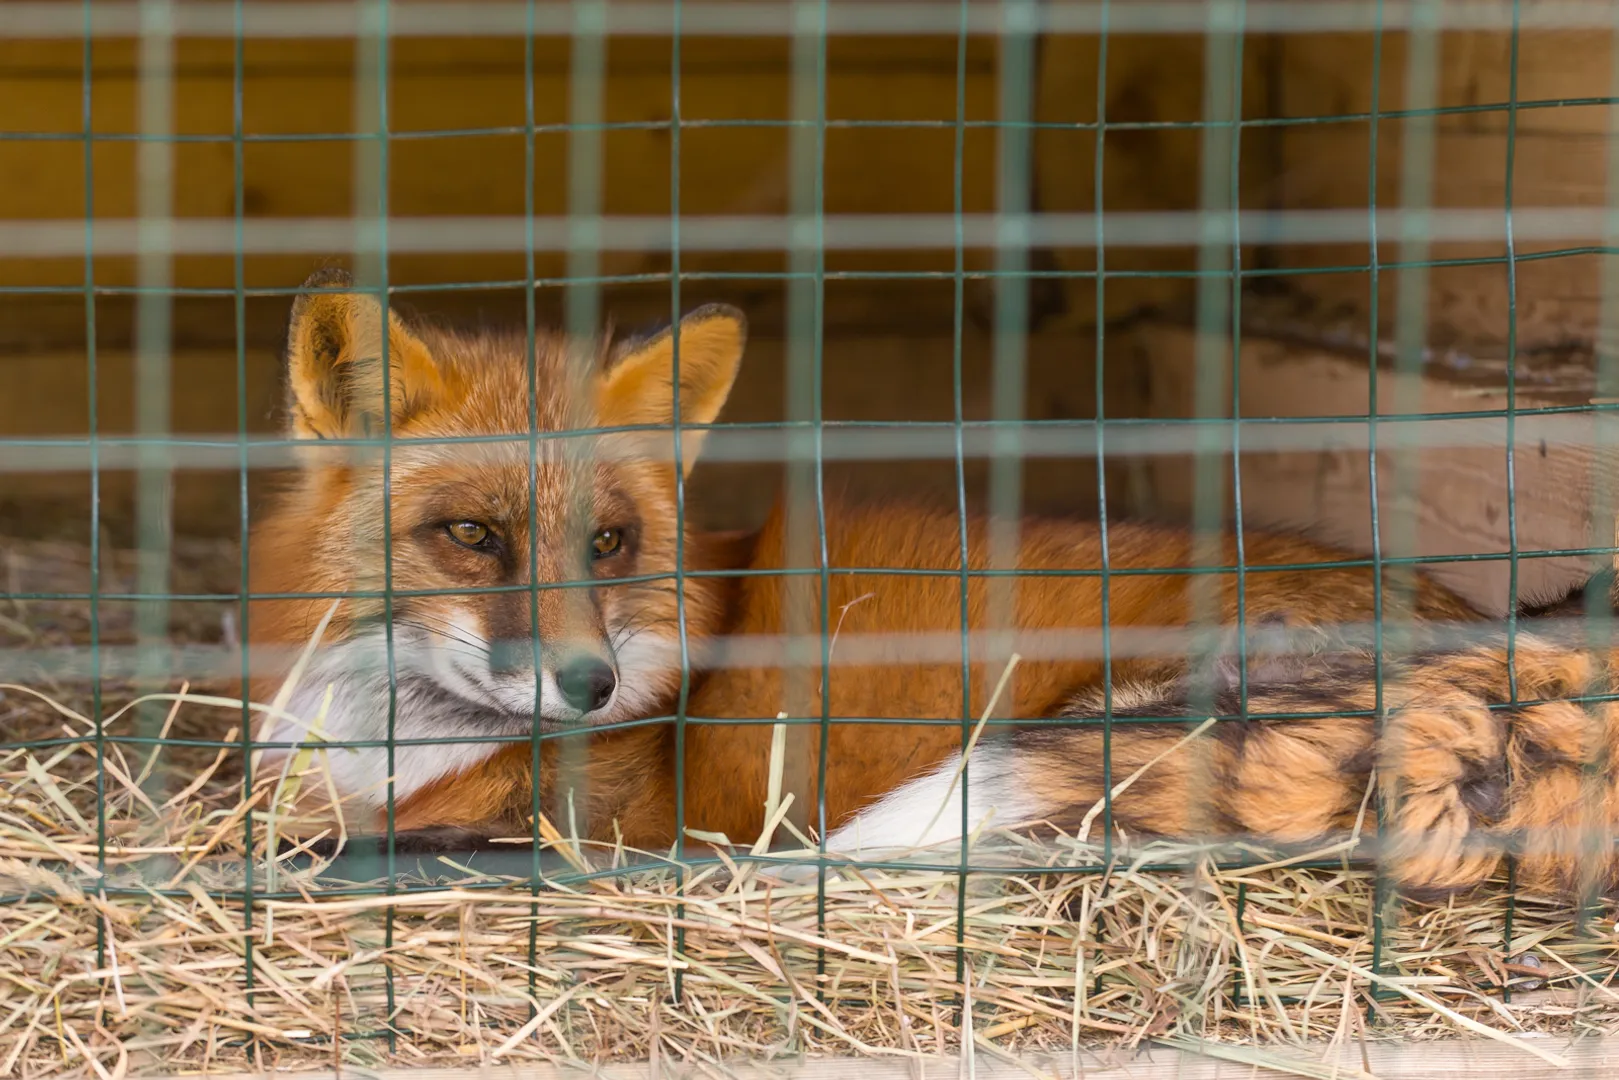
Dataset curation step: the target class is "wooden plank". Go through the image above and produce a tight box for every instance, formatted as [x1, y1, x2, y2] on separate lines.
[0, 33, 1001, 297]
[1266, 26, 1616, 365]
[126, 1036, 1619, 1080]
[1033, 31, 1276, 329]
[0, 22, 1247, 342]
[0, 326, 1111, 541]
[1127, 322, 1614, 615]
[11, 16, 1607, 363]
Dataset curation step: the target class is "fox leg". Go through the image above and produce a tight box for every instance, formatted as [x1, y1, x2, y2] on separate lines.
[288, 727, 676, 859]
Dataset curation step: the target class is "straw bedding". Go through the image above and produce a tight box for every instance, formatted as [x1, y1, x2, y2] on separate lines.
[3, 534, 1618, 1080]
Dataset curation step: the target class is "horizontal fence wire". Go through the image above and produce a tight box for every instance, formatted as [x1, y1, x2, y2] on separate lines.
[0, 249, 1611, 292]
[10, 209, 1619, 254]
[8, 414, 1619, 468]
[3, 0, 1618, 37]
[4, 0, 1619, 1064]
[1, 100, 1615, 140]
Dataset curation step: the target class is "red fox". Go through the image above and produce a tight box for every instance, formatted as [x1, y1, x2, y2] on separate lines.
[248, 268, 1619, 903]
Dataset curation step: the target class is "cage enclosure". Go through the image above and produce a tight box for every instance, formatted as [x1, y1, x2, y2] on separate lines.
[3, 2, 1619, 1078]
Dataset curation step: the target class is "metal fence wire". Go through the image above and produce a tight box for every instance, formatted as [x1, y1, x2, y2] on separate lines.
[6, 0, 1619, 1068]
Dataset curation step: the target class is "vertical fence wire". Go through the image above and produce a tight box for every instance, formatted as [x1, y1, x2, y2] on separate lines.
[1208, 0, 1251, 1005]
[133, 0, 175, 822]
[1360, 0, 1389, 1016]
[1221, 5, 1248, 773]
[1092, 0, 1117, 867]
[1187, 0, 1246, 858]
[1499, 0, 1523, 991]
[124, 30, 172, 1047]
[1374, 0, 1441, 1003]
[669, 0, 691, 1003]
[229, 0, 259, 1025]
[1584, 4, 1619, 934]
[130, 0, 178, 1012]
[348, 0, 400, 1042]
[522, 0, 546, 1016]
[561, 0, 607, 855]
[783, 0, 831, 1001]
[1090, 0, 1118, 1013]
[782, 0, 827, 828]
[1175, 2, 1247, 1011]
[82, 0, 108, 978]
[948, 0, 977, 1014]
[968, 0, 1037, 999]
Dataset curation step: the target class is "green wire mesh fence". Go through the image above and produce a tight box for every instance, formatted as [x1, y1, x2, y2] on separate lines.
[4, 0, 1619, 1069]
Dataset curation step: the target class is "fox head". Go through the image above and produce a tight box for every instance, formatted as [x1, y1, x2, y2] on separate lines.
[249, 267, 745, 806]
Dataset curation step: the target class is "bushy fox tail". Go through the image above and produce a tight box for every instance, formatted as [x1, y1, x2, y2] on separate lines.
[821, 625, 1619, 903]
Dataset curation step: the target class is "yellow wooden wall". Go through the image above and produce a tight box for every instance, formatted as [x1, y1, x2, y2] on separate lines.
[1269, 25, 1616, 360]
[1, 16, 1611, 542]
[3, 21, 1603, 337]
[2, 34, 1009, 293]
[0, 26, 1284, 331]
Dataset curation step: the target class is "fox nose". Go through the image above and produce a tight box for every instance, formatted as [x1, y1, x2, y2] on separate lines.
[556, 655, 616, 714]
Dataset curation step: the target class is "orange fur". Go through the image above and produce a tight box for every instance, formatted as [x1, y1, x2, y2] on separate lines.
[249, 269, 1619, 903]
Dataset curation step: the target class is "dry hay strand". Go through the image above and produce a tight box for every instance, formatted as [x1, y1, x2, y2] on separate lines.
[1, 535, 1618, 1080]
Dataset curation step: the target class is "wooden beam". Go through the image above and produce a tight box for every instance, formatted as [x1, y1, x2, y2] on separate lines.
[0, 325, 1111, 541]
[1127, 322, 1611, 615]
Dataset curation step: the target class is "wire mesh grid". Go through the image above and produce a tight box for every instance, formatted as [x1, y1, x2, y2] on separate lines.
[5, 0, 1619, 1071]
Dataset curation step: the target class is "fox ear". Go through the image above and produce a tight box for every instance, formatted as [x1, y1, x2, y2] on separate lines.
[597, 304, 746, 476]
[283, 267, 446, 439]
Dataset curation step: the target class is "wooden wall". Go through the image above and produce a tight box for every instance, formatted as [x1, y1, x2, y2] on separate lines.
[0, 19, 1285, 344]
[1, 9, 1614, 611]
[1266, 25, 1616, 363]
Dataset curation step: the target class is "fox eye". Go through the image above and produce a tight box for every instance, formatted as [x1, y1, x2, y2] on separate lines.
[591, 527, 623, 559]
[446, 521, 493, 549]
